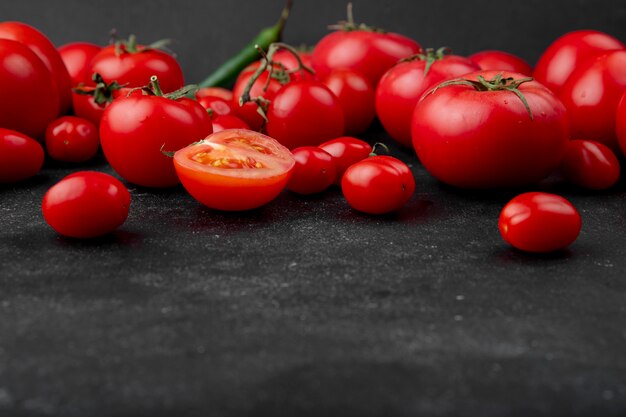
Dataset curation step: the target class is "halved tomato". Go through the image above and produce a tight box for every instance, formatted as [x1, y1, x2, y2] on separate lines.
[174, 129, 295, 211]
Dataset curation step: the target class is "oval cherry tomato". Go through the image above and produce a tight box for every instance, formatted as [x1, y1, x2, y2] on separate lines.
[58, 42, 102, 86]
[412, 71, 569, 189]
[197, 95, 234, 116]
[232, 69, 282, 131]
[287, 147, 337, 195]
[0, 21, 72, 115]
[196, 87, 233, 102]
[533, 30, 624, 95]
[342, 155, 415, 214]
[212, 115, 250, 133]
[318, 136, 372, 184]
[266, 80, 345, 149]
[499, 192, 582, 253]
[45, 116, 99, 163]
[560, 140, 620, 190]
[322, 68, 375, 135]
[42, 171, 131, 239]
[173, 129, 295, 211]
[468, 50, 532, 75]
[0, 128, 44, 183]
[0, 39, 59, 139]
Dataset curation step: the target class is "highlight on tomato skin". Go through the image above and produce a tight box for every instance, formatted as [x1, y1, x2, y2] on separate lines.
[173, 129, 296, 211]
[0, 128, 44, 183]
[559, 140, 620, 190]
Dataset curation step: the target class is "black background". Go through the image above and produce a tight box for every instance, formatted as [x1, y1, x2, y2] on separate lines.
[1, 1, 626, 417]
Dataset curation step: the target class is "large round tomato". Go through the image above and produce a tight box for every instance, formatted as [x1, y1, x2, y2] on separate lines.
[412, 71, 569, 189]
[58, 42, 102, 86]
[0, 21, 72, 115]
[322, 68, 375, 135]
[468, 50, 532, 75]
[0, 39, 59, 139]
[0, 128, 44, 183]
[173, 129, 295, 211]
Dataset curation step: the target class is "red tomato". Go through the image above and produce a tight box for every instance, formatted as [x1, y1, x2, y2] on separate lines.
[196, 87, 233, 101]
[322, 68, 375, 135]
[376, 50, 480, 147]
[232, 69, 283, 131]
[412, 71, 569, 189]
[0, 128, 44, 183]
[71, 81, 132, 127]
[197, 96, 234, 116]
[173, 129, 295, 211]
[468, 50, 532, 75]
[287, 147, 337, 194]
[533, 30, 624, 95]
[58, 42, 102, 86]
[318, 136, 372, 184]
[0, 21, 72, 115]
[616, 91, 626, 156]
[499, 192, 582, 253]
[558, 50, 626, 152]
[266, 80, 345, 149]
[0, 39, 59, 139]
[560, 140, 620, 190]
[241, 50, 315, 82]
[342, 155, 415, 214]
[42, 171, 131, 239]
[212, 115, 250, 133]
[45, 116, 99, 163]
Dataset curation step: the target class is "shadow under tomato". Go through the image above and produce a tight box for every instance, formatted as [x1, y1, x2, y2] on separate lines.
[0, 173, 51, 193]
[51, 229, 144, 248]
[492, 245, 575, 264]
[335, 197, 439, 225]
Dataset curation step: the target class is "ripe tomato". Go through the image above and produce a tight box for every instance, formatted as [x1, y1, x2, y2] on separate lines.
[232, 69, 282, 131]
[0, 39, 59, 139]
[322, 68, 375, 135]
[468, 50, 532, 75]
[266, 80, 344, 149]
[173, 129, 295, 211]
[58, 42, 102, 86]
[499, 192, 582, 253]
[533, 30, 624, 95]
[71, 77, 132, 127]
[196, 87, 233, 101]
[42, 171, 131, 239]
[0, 128, 44, 183]
[0, 21, 72, 115]
[616, 91, 626, 156]
[412, 71, 569, 189]
[45, 116, 99, 163]
[212, 115, 250, 133]
[318, 136, 372, 184]
[287, 147, 337, 195]
[197, 95, 234, 116]
[560, 140, 620, 190]
[342, 155, 415, 214]
[376, 49, 479, 147]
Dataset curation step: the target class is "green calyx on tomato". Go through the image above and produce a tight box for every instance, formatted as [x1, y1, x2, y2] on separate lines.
[112, 33, 172, 56]
[131, 75, 198, 101]
[73, 73, 125, 105]
[400, 47, 452, 77]
[328, 3, 385, 33]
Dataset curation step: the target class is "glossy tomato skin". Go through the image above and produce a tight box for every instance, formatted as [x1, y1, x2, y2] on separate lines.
[323, 68, 375, 135]
[174, 129, 295, 211]
[196, 87, 234, 101]
[287, 147, 337, 195]
[42, 171, 131, 239]
[45, 116, 99, 163]
[499, 192, 581, 253]
[58, 42, 101, 85]
[560, 140, 620, 190]
[0, 39, 59, 139]
[266, 80, 345, 149]
[342, 155, 415, 214]
[232, 69, 282, 131]
[0, 21, 72, 115]
[0, 128, 44, 183]
[468, 50, 532, 75]
[376, 55, 480, 147]
[197, 96, 234, 116]
[318, 136, 372, 184]
[71, 86, 133, 127]
[616, 91, 626, 156]
[100, 95, 213, 188]
[412, 70, 569, 189]
[533, 30, 624, 95]
[212, 115, 250, 133]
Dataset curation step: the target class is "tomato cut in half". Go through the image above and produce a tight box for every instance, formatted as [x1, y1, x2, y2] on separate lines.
[174, 129, 295, 211]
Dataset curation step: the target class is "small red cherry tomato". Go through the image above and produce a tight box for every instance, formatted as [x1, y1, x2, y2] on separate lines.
[232, 69, 283, 131]
[560, 140, 620, 190]
[42, 171, 131, 239]
[499, 192, 582, 253]
[318, 136, 372, 184]
[342, 155, 415, 214]
[468, 50, 532, 75]
[212, 115, 250, 133]
[45, 116, 99, 163]
[58, 42, 102, 86]
[322, 68, 375, 135]
[196, 87, 233, 101]
[0, 128, 44, 183]
[197, 95, 234, 116]
[287, 147, 337, 195]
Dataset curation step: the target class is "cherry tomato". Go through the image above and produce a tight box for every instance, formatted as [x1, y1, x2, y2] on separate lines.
[173, 129, 295, 211]
[287, 147, 337, 195]
[533, 30, 624, 95]
[342, 155, 415, 214]
[45, 116, 99, 163]
[468, 50, 532, 75]
[197, 95, 234, 116]
[560, 140, 620, 190]
[616, 91, 626, 156]
[322, 68, 375, 135]
[58, 42, 102, 85]
[0, 21, 72, 115]
[0, 128, 44, 183]
[412, 71, 569, 189]
[241, 50, 315, 82]
[212, 115, 250, 133]
[266, 79, 345, 149]
[71, 80, 133, 127]
[318, 136, 372, 184]
[0, 39, 59, 139]
[232, 69, 282, 131]
[196, 87, 233, 101]
[499, 192, 582, 253]
[42, 171, 131, 239]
